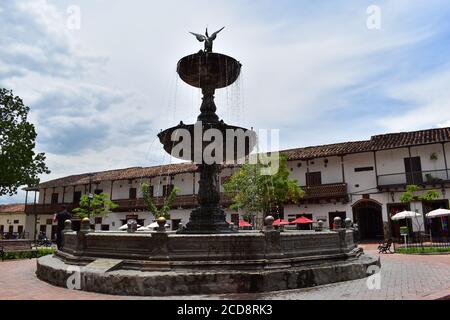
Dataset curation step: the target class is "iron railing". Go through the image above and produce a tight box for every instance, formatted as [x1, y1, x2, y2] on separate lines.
[377, 169, 450, 187]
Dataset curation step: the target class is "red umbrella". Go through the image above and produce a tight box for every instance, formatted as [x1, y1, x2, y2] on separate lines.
[290, 216, 313, 224]
[239, 220, 252, 228]
[273, 219, 290, 226]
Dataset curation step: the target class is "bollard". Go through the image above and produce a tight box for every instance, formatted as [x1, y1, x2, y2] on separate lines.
[264, 215, 275, 231]
[333, 216, 342, 230]
[156, 217, 167, 232]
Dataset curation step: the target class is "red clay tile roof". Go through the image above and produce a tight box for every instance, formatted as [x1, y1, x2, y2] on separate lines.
[33, 127, 450, 189]
[283, 127, 450, 160]
[0, 204, 25, 213]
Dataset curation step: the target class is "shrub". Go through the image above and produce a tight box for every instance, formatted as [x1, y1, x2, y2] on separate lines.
[1, 248, 55, 261]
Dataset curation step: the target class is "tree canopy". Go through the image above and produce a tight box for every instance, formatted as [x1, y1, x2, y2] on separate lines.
[224, 154, 304, 225]
[141, 182, 179, 220]
[72, 193, 118, 219]
[0, 89, 50, 196]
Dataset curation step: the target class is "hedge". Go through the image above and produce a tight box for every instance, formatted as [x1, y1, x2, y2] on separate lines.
[1, 248, 55, 261]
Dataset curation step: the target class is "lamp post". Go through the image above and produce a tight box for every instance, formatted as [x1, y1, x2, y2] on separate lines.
[88, 173, 94, 206]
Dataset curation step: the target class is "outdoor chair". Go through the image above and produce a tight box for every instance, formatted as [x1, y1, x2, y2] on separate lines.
[378, 239, 393, 254]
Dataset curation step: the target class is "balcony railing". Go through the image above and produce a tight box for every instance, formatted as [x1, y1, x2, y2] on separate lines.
[377, 169, 450, 188]
[25, 193, 237, 215]
[300, 183, 348, 201]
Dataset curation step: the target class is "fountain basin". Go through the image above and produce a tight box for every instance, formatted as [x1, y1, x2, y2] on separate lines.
[36, 229, 380, 296]
[177, 52, 241, 89]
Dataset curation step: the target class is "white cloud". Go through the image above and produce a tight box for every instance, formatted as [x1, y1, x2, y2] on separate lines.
[377, 69, 450, 131]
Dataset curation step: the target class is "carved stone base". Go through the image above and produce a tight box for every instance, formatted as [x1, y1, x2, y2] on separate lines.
[180, 206, 235, 234]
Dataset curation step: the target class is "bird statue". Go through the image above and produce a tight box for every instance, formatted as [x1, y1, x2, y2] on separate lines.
[189, 27, 225, 53]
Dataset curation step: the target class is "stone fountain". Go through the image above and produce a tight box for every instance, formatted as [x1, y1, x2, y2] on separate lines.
[158, 27, 255, 234]
[36, 29, 380, 296]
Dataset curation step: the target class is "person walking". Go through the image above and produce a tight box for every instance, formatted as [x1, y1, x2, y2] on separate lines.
[53, 206, 72, 250]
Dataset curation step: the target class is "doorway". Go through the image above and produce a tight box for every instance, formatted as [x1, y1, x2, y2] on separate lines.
[328, 212, 346, 229]
[422, 199, 449, 239]
[388, 203, 412, 239]
[353, 200, 384, 240]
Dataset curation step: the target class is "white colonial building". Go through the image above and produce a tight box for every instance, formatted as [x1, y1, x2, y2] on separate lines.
[23, 127, 450, 242]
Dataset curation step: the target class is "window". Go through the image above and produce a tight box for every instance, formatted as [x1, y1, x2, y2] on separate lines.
[51, 193, 59, 204]
[13, 220, 19, 224]
[0, 225, 4, 233]
[40, 225, 47, 233]
[94, 189, 103, 195]
[306, 172, 322, 186]
[101, 225, 110, 231]
[17, 226, 23, 234]
[94, 217, 102, 224]
[73, 191, 82, 204]
[355, 167, 374, 172]
[129, 188, 137, 199]
[163, 185, 174, 197]
[46, 219, 53, 225]
[404, 157, 423, 184]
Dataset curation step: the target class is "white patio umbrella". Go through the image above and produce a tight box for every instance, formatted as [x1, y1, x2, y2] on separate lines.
[137, 221, 169, 231]
[391, 210, 422, 221]
[119, 224, 141, 230]
[426, 208, 450, 219]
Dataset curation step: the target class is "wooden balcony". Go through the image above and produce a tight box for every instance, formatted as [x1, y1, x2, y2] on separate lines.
[299, 183, 348, 202]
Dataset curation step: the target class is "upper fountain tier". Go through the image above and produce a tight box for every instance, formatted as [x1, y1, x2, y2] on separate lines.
[177, 52, 241, 89]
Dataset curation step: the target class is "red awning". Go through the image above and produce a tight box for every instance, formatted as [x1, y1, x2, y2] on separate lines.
[273, 219, 290, 226]
[228, 220, 252, 227]
[239, 220, 252, 227]
[290, 216, 313, 224]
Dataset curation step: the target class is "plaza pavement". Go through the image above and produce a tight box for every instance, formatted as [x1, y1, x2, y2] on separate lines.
[0, 245, 448, 300]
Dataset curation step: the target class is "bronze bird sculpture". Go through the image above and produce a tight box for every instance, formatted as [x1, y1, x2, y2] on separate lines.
[189, 27, 225, 53]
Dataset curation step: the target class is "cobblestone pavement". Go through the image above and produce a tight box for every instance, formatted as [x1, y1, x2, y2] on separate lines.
[0, 246, 449, 300]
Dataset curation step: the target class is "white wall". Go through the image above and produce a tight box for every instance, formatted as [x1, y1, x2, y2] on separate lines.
[343, 152, 377, 193]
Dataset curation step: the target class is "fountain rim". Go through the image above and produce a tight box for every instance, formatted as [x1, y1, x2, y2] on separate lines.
[176, 51, 243, 89]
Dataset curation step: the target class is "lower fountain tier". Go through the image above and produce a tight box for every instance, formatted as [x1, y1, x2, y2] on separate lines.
[158, 121, 256, 162]
[36, 229, 380, 296]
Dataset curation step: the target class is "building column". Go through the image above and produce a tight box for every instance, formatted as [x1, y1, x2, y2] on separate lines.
[373, 151, 379, 186]
[33, 191, 38, 242]
[110, 180, 115, 200]
[443, 143, 449, 180]
[62, 186, 66, 204]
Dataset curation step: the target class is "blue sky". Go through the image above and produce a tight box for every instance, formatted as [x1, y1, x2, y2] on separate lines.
[1, 0, 450, 204]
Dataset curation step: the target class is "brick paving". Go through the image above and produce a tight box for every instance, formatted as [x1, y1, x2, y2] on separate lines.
[0, 246, 449, 300]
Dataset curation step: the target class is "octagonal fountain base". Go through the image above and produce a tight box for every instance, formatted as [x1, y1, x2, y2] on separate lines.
[36, 229, 380, 296]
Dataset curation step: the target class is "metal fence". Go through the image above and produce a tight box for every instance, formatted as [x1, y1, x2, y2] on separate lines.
[1, 232, 30, 240]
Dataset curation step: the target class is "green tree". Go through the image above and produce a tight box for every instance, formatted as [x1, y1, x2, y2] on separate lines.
[0, 89, 50, 196]
[399, 185, 440, 246]
[141, 183, 179, 220]
[400, 185, 440, 203]
[72, 193, 118, 219]
[224, 154, 304, 228]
